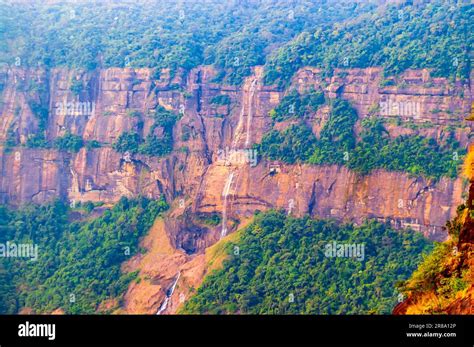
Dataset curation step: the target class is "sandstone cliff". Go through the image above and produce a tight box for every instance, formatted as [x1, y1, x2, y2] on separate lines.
[0, 65, 472, 313]
[394, 144, 474, 314]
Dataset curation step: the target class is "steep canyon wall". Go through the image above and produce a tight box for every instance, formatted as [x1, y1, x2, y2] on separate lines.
[0, 66, 472, 244]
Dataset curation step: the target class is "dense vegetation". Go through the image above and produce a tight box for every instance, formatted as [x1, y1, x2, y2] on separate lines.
[307, 98, 358, 165]
[54, 132, 84, 153]
[2, 1, 470, 85]
[269, 89, 325, 121]
[113, 106, 177, 157]
[264, 2, 473, 87]
[257, 98, 464, 180]
[0, 197, 168, 314]
[210, 94, 231, 106]
[182, 210, 433, 314]
[257, 124, 316, 164]
[0, 0, 469, 318]
[346, 118, 463, 178]
[0, 0, 376, 85]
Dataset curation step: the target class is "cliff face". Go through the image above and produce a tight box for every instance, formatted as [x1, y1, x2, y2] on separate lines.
[0, 65, 472, 313]
[394, 144, 474, 315]
[0, 66, 471, 238]
[0, 67, 207, 205]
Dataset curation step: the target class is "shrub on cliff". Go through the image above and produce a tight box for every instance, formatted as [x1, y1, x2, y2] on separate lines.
[25, 133, 50, 149]
[113, 132, 141, 154]
[258, 98, 464, 180]
[70, 79, 84, 96]
[4, 124, 18, 151]
[210, 94, 231, 106]
[54, 132, 84, 153]
[28, 100, 49, 131]
[257, 124, 316, 164]
[139, 133, 173, 157]
[270, 89, 325, 122]
[113, 106, 177, 157]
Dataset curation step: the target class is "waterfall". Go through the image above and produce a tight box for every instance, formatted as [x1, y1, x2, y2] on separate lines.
[156, 271, 181, 315]
[231, 92, 247, 150]
[220, 172, 234, 238]
[245, 79, 258, 147]
[220, 77, 258, 239]
[69, 168, 80, 194]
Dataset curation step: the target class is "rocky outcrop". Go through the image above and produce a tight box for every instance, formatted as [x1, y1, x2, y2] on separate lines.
[197, 162, 465, 241]
[394, 144, 474, 315]
[0, 65, 472, 238]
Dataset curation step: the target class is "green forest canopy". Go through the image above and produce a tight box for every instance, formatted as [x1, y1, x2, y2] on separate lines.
[0, 197, 168, 314]
[1, 1, 471, 85]
[264, 2, 473, 87]
[182, 210, 433, 314]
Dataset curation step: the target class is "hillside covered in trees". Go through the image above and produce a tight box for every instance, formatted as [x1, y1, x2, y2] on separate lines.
[1, 1, 471, 85]
[0, 0, 471, 319]
[182, 210, 433, 314]
[0, 197, 168, 314]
